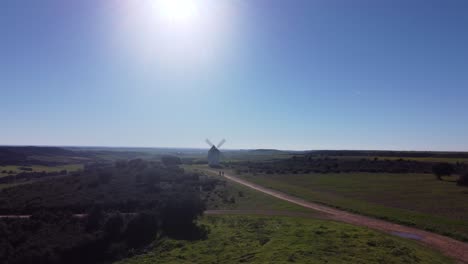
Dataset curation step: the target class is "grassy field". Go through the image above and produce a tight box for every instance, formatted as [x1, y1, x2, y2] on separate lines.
[234, 171, 468, 241]
[0, 164, 83, 177]
[187, 166, 309, 212]
[117, 215, 453, 264]
[330, 156, 468, 164]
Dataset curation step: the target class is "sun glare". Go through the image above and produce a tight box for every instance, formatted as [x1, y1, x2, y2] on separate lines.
[110, 0, 236, 71]
[153, 0, 199, 25]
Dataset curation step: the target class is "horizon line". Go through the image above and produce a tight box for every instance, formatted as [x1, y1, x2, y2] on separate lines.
[1, 144, 468, 153]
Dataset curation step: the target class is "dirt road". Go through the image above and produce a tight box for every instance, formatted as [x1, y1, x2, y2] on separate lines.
[206, 169, 468, 263]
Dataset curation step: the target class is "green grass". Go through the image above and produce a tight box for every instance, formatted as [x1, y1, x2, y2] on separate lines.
[116, 215, 453, 264]
[186, 166, 308, 212]
[331, 156, 468, 164]
[0, 164, 83, 177]
[235, 172, 468, 241]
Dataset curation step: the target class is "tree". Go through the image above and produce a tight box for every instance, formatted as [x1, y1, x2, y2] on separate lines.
[124, 212, 159, 248]
[457, 173, 468, 186]
[104, 213, 124, 239]
[86, 205, 103, 232]
[161, 155, 182, 167]
[161, 193, 205, 239]
[98, 171, 112, 184]
[432, 163, 455, 180]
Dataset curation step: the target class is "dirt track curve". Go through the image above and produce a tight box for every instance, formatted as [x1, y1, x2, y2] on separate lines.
[206, 169, 468, 263]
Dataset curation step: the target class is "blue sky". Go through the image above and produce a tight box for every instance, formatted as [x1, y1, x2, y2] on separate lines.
[1, 0, 468, 150]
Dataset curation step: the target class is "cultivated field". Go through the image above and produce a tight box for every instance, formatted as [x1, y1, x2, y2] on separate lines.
[233, 171, 468, 241]
[332, 156, 468, 164]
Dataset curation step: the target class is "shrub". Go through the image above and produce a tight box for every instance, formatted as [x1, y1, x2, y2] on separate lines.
[86, 206, 104, 232]
[115, 160, 127, 168]
[99, 171, 112, 184]
[457, 173, 468, 186]
[161, 155, 182, 167]
[161, 194, 205, 239]
[125, 212, 159, 248]
[104, 213, 124, 239]
[432, 163, 455, 180]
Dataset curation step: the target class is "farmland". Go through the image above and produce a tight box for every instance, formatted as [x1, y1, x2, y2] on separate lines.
[331, 156, 468, 164]
[232, 171, 468, 241]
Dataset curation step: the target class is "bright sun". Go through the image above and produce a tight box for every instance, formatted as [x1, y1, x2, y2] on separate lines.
[113, 0, 234, 69]
[153, 0, 199, 25]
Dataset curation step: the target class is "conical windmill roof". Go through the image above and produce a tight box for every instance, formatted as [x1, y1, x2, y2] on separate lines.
[209, 145, 220, 153]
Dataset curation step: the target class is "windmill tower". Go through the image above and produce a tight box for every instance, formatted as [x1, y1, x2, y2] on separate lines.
[206, 139, 225, 167]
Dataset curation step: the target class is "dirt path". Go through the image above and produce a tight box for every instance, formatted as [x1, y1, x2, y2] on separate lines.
[206, 169, 468, 263]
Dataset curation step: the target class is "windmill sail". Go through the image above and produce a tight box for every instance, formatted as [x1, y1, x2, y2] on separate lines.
[217, 139, 226, 148]
[205, 139, 214, 147]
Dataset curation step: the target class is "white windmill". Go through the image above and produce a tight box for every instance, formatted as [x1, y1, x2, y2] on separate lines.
[206, 139, 226, 167]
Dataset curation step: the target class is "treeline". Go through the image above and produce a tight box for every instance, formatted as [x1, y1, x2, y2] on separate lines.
[230, 156, 467, 174]
[306, 150, 468, 158]
[0, 146, 83, 166]
[0, 159, 220, 264]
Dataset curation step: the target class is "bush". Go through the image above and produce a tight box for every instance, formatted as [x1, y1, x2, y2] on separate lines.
[115, 160, 127, 168]
[432, 163, 455, 180]
[104, 213, 124, 239]
[86, 206, 104, 232]
[161, 155, 182, 167]
[457, 173, 468, 186]
[125, 212, 159, 248]
[161, 194, 205, 239]
[99, 171, 112, 184]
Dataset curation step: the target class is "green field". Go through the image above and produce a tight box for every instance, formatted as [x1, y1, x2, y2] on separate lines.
[234, 171, 468, 241]
[117, 215, 452, 264]
[0, 164, 83, 177]
[330, 156, 468, 164]
[192, 168, 309, 213]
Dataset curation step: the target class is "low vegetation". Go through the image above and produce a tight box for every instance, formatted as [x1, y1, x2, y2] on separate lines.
[0, 159, 213, 264]
[432, 163, 456, 181]
[458, 173, 468, 186]
[117, 215, 453, 264]
[0, 164, 83, 178]
[195, 168, 309, 212]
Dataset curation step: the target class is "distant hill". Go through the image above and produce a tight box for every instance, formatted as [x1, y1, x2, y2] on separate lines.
[0, 146, 87, 165]
[0, 146, 77, 157]
[249, 149, 283, 153]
